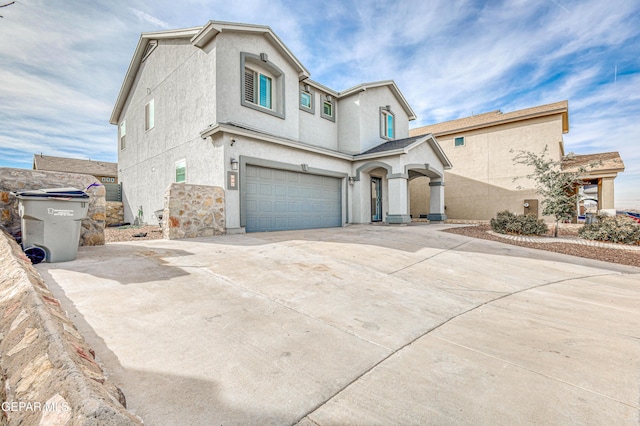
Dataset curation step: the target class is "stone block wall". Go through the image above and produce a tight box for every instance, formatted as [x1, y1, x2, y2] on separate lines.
[163, 183, 225, 239]
[0, 168, 105, 246]
[106, 202, 124, 226]
[0, 229, 142, 424]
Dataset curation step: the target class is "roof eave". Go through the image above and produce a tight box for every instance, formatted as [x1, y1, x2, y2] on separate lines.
[192, 20, 310, 80]
[110, 29, 201, 125]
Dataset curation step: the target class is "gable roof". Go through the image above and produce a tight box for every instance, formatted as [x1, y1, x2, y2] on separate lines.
[33, 154, 117, 177]
[561, 151, 625, 174]
[356, 135, 452, 169]
[338, 81, 417, 121]
[110, 20, 311, 125]
[409, 100, 569, 137]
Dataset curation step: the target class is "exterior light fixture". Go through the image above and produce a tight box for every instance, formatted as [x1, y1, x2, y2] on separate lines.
[348, 177, 355, 185]
[230, 158, 239, 171]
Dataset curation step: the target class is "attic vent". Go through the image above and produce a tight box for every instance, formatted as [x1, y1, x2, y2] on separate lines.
[142, 40, 158, 62]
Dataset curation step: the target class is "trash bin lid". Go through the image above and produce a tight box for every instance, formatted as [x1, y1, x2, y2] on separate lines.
[14, 187, 89, 199]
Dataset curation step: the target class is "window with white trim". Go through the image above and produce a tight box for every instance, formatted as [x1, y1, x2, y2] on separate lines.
[145, 99, 154, 131]
[380, 107, 395, 139]
[119, 121, 126, 150]
[454, 136, 465, 147]
[175, 159, 186, 183]
[240, 52, 285, 119]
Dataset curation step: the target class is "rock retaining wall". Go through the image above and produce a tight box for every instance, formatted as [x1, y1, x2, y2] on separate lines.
[106, 202, 124, 226]
[0, 229, 141, 425]
[0, 168, 105, 246]
[163, 183, 225, 239]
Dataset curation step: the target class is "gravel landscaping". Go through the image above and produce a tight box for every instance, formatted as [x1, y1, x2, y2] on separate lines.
[444, 224, 640, 268]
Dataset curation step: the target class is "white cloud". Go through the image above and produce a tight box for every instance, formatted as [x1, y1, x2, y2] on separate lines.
[128, 7, 172, 30]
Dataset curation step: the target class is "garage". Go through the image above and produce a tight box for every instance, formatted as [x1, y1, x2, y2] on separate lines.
[244, 165, 342, 232]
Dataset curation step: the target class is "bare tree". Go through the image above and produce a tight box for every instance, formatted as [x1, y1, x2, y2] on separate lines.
[512, 146, 597, 237]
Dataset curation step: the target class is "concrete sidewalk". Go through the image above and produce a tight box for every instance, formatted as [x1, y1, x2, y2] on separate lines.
[37, 224, 640, 425]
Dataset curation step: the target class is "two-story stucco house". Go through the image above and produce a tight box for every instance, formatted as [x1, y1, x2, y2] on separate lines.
[409, 101, 624, 221]
[110, 20, 451, 233]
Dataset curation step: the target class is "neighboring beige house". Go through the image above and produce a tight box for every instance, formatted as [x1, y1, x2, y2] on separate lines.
[33, 154, 118, 184]
[562, 151, 625, 214]
[110, 20, 452, 232]
[409, 101, 624, 221]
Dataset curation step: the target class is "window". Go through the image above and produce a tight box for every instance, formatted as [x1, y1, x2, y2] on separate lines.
[380, 107, 395, 139]
[240, 52, 285, 119]
[145, 99, 154, 131]
[119, 121, 126, 150]
[299, 87, 314, 114]
[321, 97, 335, 122]
[301, 92, 311, 109]
[455, 136, 465, 147]
[175, 159, 186, 183]
[244, 68, 272, 109]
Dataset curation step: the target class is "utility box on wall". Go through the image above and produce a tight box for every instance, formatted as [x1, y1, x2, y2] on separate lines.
[523, 199, 539, 218]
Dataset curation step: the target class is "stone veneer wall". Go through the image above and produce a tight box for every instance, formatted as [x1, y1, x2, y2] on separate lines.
[106, 202, 124, 226]
[163, 183, 225, 239]
[0, 168, 105, 246]
[0, 229, 142, 424]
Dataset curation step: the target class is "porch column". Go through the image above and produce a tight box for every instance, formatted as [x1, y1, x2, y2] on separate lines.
[600, 177, 615, 210]
[427, 180, 447, 222]
[386, 176, 411, 224]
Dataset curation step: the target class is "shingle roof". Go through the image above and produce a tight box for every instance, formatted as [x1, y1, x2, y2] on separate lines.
[33, 154, 117, 177]
[561, 152, 625, 173]
[357, 136, 423, 155]
[409, 100, 569, 137]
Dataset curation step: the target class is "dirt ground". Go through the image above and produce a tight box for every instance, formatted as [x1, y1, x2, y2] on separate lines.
[104, 225, 163, 243]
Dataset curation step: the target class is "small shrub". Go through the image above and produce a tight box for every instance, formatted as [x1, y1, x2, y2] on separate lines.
[491, 210, 548, 235]
[491, 211, 516, 234]
[579, 215, 640, 245]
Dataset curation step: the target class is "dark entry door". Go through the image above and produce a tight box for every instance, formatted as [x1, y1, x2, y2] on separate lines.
[371, 177, 382, 222]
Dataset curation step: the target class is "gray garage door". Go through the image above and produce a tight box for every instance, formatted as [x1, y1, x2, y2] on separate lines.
[244, 165, 342, 232]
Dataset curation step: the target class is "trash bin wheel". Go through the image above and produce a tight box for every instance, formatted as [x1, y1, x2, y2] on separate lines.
[24, 246, 46, 265]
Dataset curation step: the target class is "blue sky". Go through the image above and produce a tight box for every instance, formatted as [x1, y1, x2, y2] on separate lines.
[1, 0, 638, 208]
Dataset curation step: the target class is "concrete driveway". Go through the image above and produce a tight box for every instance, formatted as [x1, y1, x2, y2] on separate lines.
[37, 224, 640, 425]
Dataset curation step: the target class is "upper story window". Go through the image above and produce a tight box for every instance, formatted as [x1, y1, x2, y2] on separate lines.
[245, 68, 272, 109]
[455, 136, 465, 147]
[240, 52, 285, 119]
[380, 107, 394, 140]
[321, 95, 335, 122]
[175, 159, 186, 183]
[145, 99, 155, 131]
[119, 121, 126, 150]
[299, 85, 314, 114]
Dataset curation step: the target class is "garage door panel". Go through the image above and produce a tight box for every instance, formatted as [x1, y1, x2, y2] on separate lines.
[245, 165, 342, 232]
[246, 199, 258, 212]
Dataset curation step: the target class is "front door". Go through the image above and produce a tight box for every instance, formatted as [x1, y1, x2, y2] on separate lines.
[371, 177, 382, 222]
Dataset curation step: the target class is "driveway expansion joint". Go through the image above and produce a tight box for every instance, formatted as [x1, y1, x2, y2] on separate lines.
[294, 271, 618, 424]
[433, 335, 640, 410]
